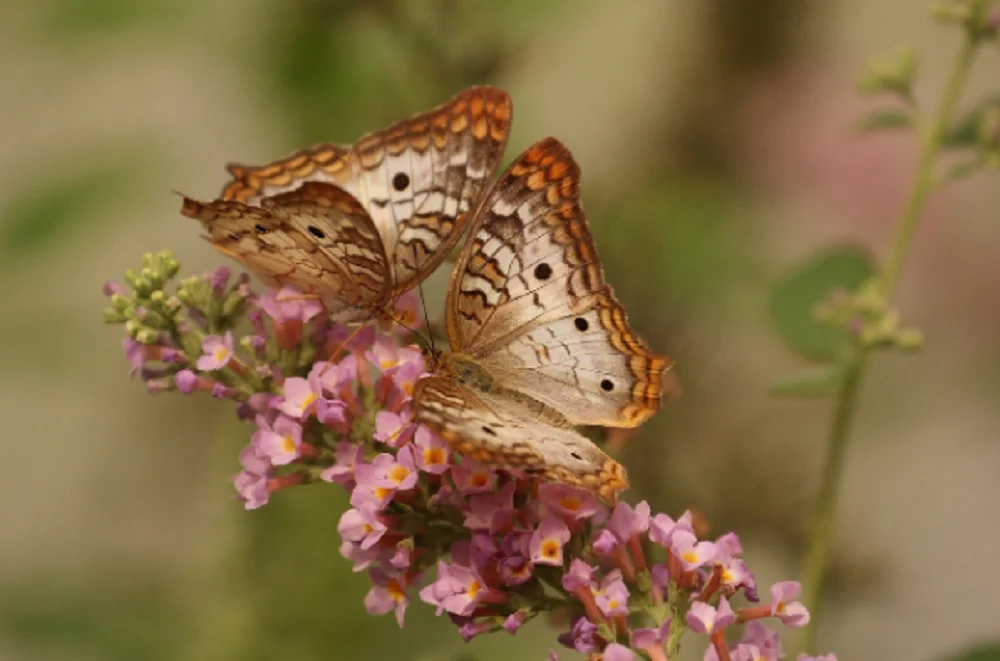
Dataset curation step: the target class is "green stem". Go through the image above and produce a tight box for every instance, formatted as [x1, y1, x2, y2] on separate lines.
[797, 34, 980, 655]
[798, 358, 865, 653]
[879, 37, 978, 297]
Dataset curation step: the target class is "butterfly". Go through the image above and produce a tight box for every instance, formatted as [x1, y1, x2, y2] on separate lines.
[412, 137, 672, 504]
[179, 86, 513, 323]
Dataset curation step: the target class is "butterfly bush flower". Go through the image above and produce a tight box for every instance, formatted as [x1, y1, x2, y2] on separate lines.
[102, 254, 835, 661]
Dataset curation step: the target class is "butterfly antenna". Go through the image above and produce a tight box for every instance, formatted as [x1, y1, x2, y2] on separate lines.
[413, 244, 437, 355]
[417, 280, 436, 354]
[376, 303, 432, 353]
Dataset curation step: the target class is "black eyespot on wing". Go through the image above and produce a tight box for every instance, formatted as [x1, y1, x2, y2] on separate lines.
[481, 426, 497, 436]
[575, 317, 589, 332]
[392, 172, 410, 191]
[254, 223, 267, 233]
[570, 452, 582, 460]
[534, 263, 552, 280]
[307, 226, 326, 239]
[600, 379, 614, 392]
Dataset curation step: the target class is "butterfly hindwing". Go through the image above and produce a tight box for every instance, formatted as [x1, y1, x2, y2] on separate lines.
[412, 376, 628, 504]
[446, 138, 671, 428]
[179, 182, 391, 321]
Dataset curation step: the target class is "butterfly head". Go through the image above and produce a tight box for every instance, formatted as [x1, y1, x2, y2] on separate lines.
[422, 346, 447, 373]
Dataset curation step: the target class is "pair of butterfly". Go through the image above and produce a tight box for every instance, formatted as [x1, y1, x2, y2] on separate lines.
[180, 86, 671, 504]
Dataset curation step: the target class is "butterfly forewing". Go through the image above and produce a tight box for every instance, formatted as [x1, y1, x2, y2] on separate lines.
[179, 182, 391, 322]
[412, 376, 628, 504]
[220, 86, 513, 298]
[445, 138, 672, 428]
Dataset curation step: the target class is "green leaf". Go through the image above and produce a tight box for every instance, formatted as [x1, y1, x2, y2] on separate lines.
[769, 245, 876, 361]
[0, 161, 140, 256]
[855, 108, 913, 133]
[944, 95, 1000, 148]
[770, 365, 848, 397]
[936, 642, 1000, 661]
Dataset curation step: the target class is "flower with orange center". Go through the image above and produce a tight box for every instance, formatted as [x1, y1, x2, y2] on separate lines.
[538, 484, 600, 521]
[277, 376, 321, 419]
[529, 515, 571, 566]
[196, 332, 235, 371]
[414, 427, 451, 474]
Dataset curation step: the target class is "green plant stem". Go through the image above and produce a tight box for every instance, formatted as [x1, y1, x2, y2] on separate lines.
[798, 358, 865, 651]
[880, 37, 979, 296]
[797, 35, 980, 656]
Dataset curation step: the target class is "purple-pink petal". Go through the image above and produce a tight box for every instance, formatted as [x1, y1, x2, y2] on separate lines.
[561, 559, 596, 592]
[603, 644, 636, 661]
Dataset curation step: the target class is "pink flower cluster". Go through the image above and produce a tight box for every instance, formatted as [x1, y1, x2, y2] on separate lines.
[105, 268, 834, 661]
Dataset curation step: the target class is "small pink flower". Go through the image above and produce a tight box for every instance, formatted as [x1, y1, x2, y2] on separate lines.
[594, 572, 630, 617]
[414, 427, 450, 473]
[451, 461, 495, 495]
[557, 616, 598, 653]
[503, 611, 526, 635]
[649, 510, 694, 547]
[685, 597, 735, 634]
[320, 443, 364, 487]
[418, 561, 488, 617]
[373, 447, 418, 492]
[592, 529, 619, 556]
[339, 539, 379, 572]
[233, 470, 269, 510]
[463, 482, 517, 533]
[367, 335, 413, 372]
[529, 516, 571, 566]
[338, 503, 387, 550]
[742, 622, 783, 661]
[253, 415, 302, 465]
[608, 500, 650, 540]
[237, 442, 270, 475]
[561, 559, 596, 592]
[364, 569, 409, 627]
[196, 332, 235, 371]
[498, 556, 533, 586]
[538, 484, 600, 521]
[631, 618, 670, 650]
[350, 463, 394, 510]
[389, 545, 412, 571]
[316, 398, 348, 432]
[770, 581, 810, 627]
[174, 369, 212, 393]
[374, 410, 415, 447]
[387, 359, 425, 398]
[277, 376, 321, 419]
[257, 285, 323, 324]
[312, 358, 357, 396]
[671, 529, 718, 571]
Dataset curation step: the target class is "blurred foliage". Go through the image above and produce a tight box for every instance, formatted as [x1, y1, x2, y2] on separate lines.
[256, 0, 566, 147]
[39, 0, 193, 37]
[0, 578, 187, 661]
[940, 643, 1000, 661]
[0, 157, 148, 259]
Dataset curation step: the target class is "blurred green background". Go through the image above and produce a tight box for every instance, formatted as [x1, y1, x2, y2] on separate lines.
[1, 1, 999, 660]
